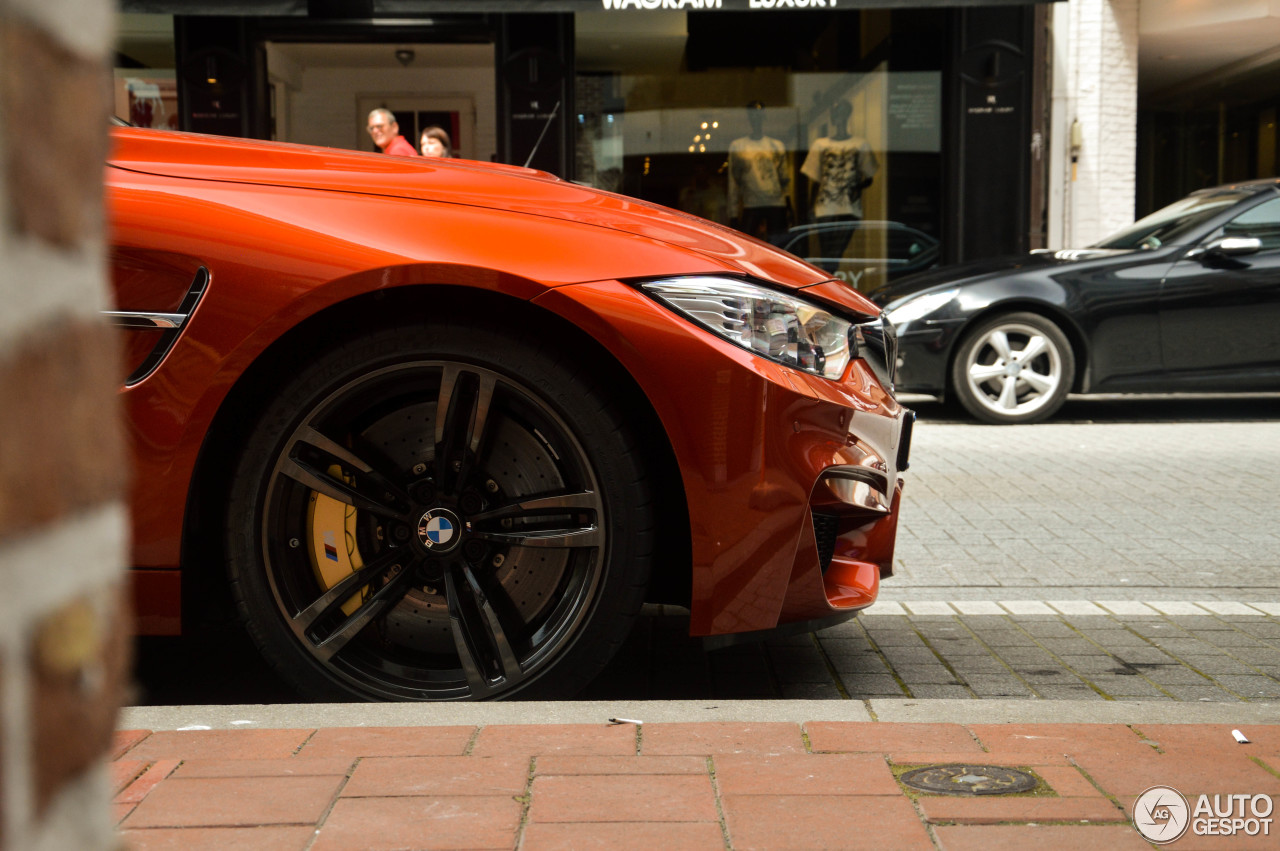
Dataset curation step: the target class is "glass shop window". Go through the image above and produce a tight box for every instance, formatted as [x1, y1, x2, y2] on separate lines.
[114, 14, 178, 131]
[575, 8, 945, 294]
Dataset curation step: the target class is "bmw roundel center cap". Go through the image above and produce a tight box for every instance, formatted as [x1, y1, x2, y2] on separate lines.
[417, 508, 462, 552]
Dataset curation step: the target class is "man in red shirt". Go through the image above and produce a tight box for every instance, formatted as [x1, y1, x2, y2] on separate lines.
[366, 109, 418, 157]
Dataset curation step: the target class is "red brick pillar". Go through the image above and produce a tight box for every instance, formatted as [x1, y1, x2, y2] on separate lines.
[1, 2, 131, 847]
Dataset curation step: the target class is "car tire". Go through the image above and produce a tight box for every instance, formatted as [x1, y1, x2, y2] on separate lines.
[225, 322, 653, 701]
[950, 312, 1074, 425]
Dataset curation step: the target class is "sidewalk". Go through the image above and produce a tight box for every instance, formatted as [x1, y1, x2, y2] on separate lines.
[113, 701, 1280, 850]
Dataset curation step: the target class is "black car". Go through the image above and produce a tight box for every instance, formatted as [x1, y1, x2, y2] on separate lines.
[872, 180, 1280, 423]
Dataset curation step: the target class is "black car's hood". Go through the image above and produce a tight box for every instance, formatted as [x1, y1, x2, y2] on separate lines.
[871, 248, 1135, 306]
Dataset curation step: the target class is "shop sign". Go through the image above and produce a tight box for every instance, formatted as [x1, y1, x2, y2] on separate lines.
[966, 93, 1016, 117]
[124, 0, 1052, 15]
[379, 0, 902, 12]
[600, 0, 842, 8]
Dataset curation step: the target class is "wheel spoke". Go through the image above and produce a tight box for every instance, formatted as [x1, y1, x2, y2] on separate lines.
[1020, 368, 1055, 394]
[470, 490, 602, 549]
[987, 330, 1013, 361]
[1020, 335, 1048, 362]
[276, 426, 410, 519]
[434, 365, 461, 482]
[968, 362, 1006, 385]
[469, 374, 496, 457]
[299, 555, 418, 662]
[435, 366, 499, 488]
[445, 564, 526, 696]
[469, 490, 600, 522]
[997, 375, 1019, 409]
[474, 525, 603, 549]
[291, 547, 401, 634]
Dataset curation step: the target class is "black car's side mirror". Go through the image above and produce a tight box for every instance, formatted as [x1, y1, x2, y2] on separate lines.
[1186, 235, 1262, 260]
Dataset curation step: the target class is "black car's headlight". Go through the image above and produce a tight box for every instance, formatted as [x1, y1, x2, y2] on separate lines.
[883, 287, 958, 327]
[641, 276, 881, 382]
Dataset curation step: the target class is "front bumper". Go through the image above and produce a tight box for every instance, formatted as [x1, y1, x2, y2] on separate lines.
[894, 318, 967, 396]
[535, 280, 911, 639]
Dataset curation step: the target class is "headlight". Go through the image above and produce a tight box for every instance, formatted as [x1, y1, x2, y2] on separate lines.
[884, 288, 958, 326]
[640, 276, 860, 380]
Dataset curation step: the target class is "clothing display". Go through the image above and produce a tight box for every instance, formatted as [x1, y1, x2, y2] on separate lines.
[801, 136, 879, 219]
[728, 135, 790, 215]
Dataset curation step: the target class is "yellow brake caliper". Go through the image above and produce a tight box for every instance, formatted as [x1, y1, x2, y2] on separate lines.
[306, 465, 365, 616]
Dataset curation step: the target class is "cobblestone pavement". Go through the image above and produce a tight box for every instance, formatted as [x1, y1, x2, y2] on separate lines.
[890, 404, 1280, 600]
[579, 606, 1280, 704]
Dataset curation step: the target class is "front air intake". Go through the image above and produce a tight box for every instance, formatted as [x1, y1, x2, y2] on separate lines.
[813, 511, 839, 573]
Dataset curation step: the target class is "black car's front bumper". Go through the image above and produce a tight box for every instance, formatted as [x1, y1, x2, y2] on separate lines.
[894, 318, 967, 397]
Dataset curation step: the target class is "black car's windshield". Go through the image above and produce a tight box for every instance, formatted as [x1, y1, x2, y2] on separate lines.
[1092, 191, 1252, 249]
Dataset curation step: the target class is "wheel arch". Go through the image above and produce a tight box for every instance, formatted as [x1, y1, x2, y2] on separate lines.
[180, 284, 691, 627]
[943, 300, 1090, 399]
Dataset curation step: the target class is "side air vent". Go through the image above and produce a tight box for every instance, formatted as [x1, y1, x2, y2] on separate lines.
[104, 266, 209, 386]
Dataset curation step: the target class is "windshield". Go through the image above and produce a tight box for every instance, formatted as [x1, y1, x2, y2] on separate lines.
[1092, 191, 1251, 250]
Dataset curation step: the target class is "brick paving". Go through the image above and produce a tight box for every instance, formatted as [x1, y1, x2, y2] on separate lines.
[112, 721, 1280, 850]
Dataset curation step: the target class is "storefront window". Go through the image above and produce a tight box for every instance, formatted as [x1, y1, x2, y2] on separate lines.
[114, 14, 178, 131]
[115, 73, 178, 131]
[575, 9, 945, 294]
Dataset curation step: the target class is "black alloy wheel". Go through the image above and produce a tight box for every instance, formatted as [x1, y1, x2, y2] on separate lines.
[226, 323, 653, 701]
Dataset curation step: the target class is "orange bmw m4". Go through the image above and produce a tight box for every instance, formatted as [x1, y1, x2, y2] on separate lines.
[108, 125, 911, 701]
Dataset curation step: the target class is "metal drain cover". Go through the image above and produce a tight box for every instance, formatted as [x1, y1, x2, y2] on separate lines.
[899, 764, 1038, 796]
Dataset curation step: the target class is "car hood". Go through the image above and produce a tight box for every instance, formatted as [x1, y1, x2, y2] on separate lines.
[871, 248, 1136, 306]
[108, 128, 829, 289]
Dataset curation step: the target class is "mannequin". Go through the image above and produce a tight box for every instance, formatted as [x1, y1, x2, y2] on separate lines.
[728, 101, 791, 242]
[801, 100, 879, 260]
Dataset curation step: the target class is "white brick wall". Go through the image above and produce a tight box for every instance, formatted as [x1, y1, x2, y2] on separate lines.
[1050, 0, 1140, 248]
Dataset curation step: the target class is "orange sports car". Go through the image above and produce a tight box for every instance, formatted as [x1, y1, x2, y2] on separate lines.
[107, 125, 911, 701]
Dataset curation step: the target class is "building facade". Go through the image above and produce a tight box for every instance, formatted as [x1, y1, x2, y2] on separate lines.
[1052, 0, 1280, 246]
[117, 0, 1059, 293]
[115, 1, 1280, 285]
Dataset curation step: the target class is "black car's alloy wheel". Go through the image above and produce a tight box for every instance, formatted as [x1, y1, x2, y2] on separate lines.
[227, 324, 652, 701]
[951, 312, 1075, 425]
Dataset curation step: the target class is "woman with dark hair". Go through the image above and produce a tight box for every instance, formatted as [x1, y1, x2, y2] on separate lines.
[419, 126, 452, 158]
